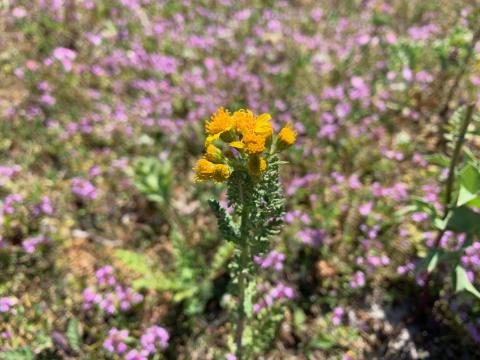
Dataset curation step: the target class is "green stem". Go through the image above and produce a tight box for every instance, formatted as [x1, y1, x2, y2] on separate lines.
[433, 103, 475, 249]
[235, 180, 249, 360]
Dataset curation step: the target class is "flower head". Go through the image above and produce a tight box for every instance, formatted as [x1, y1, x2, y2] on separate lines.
[195, 107, 293, 183]
[205, 144, 223, 163]
[194, 159, 230, 182]
[277, 124, 296, 149]
[206, 107, 234, 136]
[243, 132, 266, 154]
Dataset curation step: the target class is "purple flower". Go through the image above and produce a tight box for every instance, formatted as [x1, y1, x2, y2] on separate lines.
[254, 251, 285, 271]
[297, 228, 326, 246]
[2, 194, 23, 214]
[52, 47, 76, 71]
[125, 349, 148, 360]
[359, 202, 373, 216]
[350, 271, 365, 288]
[140, 325, 169, 354]
[34, 196, 53, 216]
[82, 288, 101, 310]
[332, 306, 344, 326]
[103, 328, 129, 354]
[22, 235, 48, 254]
[0, 297, 18, 313]
[71, 177, 98, 200]
[117, 286, 143, 311]
[95, 266, 116, 287]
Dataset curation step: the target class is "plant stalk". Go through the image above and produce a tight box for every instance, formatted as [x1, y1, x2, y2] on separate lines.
[433, 103, 475, 249]
[235, 180, 249, 360]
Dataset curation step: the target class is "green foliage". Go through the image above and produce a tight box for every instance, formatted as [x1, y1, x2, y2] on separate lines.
[0, 348, 34, 360]
[115, 231, 234, 315]
[66, 319, 82, 353]
[208, 200, 240, 243]
[131, 157, 173, 206]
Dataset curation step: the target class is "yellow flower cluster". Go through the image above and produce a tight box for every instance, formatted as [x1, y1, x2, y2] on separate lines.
[194, 107, 296, 182]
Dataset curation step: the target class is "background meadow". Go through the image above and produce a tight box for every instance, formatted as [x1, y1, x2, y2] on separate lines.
[1, 0, 480, 359]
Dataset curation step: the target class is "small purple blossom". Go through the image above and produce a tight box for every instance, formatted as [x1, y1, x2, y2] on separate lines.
[332, 306, 344, 326]
[254, 251, 285, 271]
[350, 271, 365, 288]
[103, 328, 129, 354]
[71, 177, 98, 200]
[140, 325, 169, 354]
[22, 235, 48, 254]
[125, 349, 148, 360]
[0, 297, 18, 313]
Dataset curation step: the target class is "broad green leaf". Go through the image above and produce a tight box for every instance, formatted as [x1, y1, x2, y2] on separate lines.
[457, 164, 480, 206]
[454, 265, 480, 298]
[445, 206, 480, 234]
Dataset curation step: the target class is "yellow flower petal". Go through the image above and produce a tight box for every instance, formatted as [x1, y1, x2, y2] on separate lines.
[229, 141, 245, 149]
[254, 113, 273, 137]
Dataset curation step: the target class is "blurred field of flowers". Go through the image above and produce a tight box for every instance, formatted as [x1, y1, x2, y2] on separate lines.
[1, 0, 480, 359]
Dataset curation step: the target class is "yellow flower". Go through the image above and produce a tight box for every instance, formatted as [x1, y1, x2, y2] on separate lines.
[243, 132, 266, 154]
[254, 113, 273, 138]
[206, 107, 234, 135]
[213, 163, 230, 182]
[277, 124, 296, 149]
[193, 158, 216, 181]
[233, 110, 273, 138]
[205, 144, 223, 163]
[247, 156, 267, 177]
[193, 158, 230, 182]
[233, 110, 256, 135]
[205, 108, 234, 145]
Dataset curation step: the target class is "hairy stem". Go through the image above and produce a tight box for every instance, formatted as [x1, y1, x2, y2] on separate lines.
[433, 103, 475, 249]
[235, 181, 249, 360]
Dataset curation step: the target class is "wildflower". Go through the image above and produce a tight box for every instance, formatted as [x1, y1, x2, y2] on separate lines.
[125, 349, 148, 360]
[0, 297, 18, 313]
[277, 124, 296, 150]
[213, 163, 230, 182]
[205, 144, 224, 163]
[242, 132, 266, 154]
[193, 158, 216, 181]
[22, 235, 48, 254]
[103, 328, 129, 354]
[233, 109, 256, 135]
[194, 159, 230, 182]
[332, 306, 344, 326]
[247, 156, 267, 177]
[140, 325, 169, 354]
[205, 107, 234, 143]
[71, 177, 98, 200]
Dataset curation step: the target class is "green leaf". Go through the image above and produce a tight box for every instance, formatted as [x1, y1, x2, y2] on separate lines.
[445, 206, 480, 234]
[132, 273, 176, 291]
[425, 154, 450, 167]
[457, 164, 480, 206]
[114, 249, 152, 275]
[454, 265, 480, 298]
[67, 318, 81, 352]
[1, 348, 34, 360]
[244, 280, 256, 319]
[310, 335, 335, 350]
[208, 199, 240, 242]
[427, 251, 440, 273]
